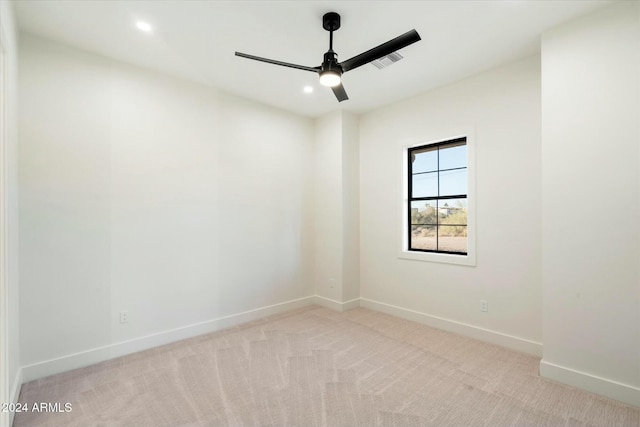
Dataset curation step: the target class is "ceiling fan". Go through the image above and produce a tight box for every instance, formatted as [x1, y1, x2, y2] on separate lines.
[235, 12, 421, 102]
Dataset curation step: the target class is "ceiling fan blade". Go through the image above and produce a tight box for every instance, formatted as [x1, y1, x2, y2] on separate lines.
[331, 83, 349, 102]
[235, 52, 320, 73]
[339, 29, 421, 72]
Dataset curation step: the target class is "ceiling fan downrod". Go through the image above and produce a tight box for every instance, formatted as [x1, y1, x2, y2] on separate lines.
[320, 12, 343, 87]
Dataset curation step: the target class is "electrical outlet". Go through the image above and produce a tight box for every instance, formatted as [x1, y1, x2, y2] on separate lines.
[480, 300, 488, 313]
[119, 311, 129, 324]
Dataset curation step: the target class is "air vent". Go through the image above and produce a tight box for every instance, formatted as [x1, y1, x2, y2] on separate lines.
[371, 51, 404, 69]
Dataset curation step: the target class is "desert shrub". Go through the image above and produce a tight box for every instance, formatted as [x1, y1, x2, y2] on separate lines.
[440, 209, 467, 236]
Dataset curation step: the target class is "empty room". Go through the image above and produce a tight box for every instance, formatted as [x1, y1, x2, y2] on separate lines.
[1, 0, 639, 426]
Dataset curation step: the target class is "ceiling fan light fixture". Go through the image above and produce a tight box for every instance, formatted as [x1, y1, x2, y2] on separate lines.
[319, 70, 341, 87]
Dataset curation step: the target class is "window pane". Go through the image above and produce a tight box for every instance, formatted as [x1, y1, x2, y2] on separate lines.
[411, 147, 437, 173]
[412, 172, 438, 198]
[411, 225, 437, 251]
[407, 138, 469, 257]
[438, 226, 467, 253]
[439, 168, 467, 196]
[438, 198, 467, 226]
[439, 143, 466, 170]
[411, 200, 437, 225]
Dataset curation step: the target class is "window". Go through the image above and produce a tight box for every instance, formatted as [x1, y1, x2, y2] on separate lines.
[407, 137, 468, 255]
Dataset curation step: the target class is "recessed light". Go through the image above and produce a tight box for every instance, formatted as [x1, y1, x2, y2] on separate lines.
[136, 21, 152, 32]
[303, 86, 313, 94]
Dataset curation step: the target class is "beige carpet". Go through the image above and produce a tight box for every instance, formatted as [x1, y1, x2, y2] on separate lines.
[13, 306, 640, 427]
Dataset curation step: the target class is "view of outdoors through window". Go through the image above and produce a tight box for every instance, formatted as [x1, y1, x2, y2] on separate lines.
[409, 139, 467, 254]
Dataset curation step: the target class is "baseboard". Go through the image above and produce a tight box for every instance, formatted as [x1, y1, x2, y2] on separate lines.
[313, 295, 361, 312]
[540, 360, 640, 408]
[8, 367, 22, 427]
[21, 296, 316, 383]
[19, 295, 543, 385]
[360, 298, 542, 357]
[16, 295, 640, 410]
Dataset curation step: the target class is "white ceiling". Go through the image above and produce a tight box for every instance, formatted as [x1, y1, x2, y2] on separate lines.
[14, 0, 614, 118]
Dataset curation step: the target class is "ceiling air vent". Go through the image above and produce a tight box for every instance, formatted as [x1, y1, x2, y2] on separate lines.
[371, 51, 404, 69]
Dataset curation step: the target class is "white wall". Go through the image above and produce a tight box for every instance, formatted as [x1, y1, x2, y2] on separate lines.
[341, 112, 360, 303]
[359, 56, 542, 354]
[18, 34, 315, 380]
[0, 0, 21, 424]
[313, 112, 343, 303]
[313, 111, 360, 310]
[541, 1, 640, 406]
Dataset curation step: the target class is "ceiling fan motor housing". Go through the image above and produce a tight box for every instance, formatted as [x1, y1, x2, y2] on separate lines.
[322, 51, 342, 73]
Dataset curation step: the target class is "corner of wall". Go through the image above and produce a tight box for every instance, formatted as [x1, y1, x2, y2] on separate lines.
[313, 295, 360, 312]
[540, 0, 640, 406]
[340, 111, 360, 303]
[0, 1, 21, 426]
[312, 110, 361, 304]
[8, 368, 23, 426]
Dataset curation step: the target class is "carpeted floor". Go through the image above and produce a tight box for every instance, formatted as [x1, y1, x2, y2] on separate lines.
[13, 305, 640, 427]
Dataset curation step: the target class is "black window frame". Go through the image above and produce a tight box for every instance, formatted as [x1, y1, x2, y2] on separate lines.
[407, 137, 468, 255]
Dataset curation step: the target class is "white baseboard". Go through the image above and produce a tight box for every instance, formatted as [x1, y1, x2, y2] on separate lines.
[8, 367, 22, 427]
[359, 298, 542, 357]
[16, 296, 640, 410]
[540, 360, 640, 408]
[19, 295, 543, 385]
[21, 296, 316, 383]
[10, 367, 22, 402]
[313, 295, 361, 312]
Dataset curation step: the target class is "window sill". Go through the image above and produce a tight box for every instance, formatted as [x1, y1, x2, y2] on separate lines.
[398, 249, 476, 266]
